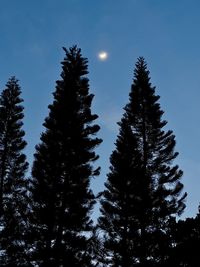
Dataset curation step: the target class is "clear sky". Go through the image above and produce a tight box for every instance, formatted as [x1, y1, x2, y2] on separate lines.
[0, 0, 200, 219]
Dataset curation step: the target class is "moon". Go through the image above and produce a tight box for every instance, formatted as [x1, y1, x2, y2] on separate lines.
[98, 51, 108, 61]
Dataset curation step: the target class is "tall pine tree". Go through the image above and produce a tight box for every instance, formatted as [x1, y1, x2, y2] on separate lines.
[30, 46, 102, 267]
[0, 77, 29, 266]
[99, 57, 186, 266]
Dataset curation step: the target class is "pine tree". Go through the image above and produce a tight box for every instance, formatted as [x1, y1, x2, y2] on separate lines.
[30, 46, 102, 267]
[98, 57, 186, 266]
[0, 77, 29, 266]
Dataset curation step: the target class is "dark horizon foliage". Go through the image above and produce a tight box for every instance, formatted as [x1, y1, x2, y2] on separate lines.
[168, 205, 200, 266]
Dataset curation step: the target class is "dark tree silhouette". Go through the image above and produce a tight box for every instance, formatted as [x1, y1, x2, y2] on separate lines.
[169, 206, 200, 266]
[87, 228, 109, 267]
[0, 77, 29, 266]
[30, 46, 102, 267]
[98, 57, 186, 266]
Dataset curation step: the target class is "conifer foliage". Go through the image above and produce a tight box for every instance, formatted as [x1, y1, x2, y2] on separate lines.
[170, 206, 200, 266]
[0, 77, 29, 266]
[99, 57, 186, 266]
[30, 46, 102, 267]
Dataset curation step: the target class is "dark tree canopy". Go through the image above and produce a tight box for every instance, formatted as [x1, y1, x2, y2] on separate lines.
[30, 46, 102, 267]
[169, 205, 200, 266]
[0, 77, 29, 266]
[99, 57, 186, 266]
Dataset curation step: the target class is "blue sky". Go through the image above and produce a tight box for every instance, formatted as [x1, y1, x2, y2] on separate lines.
[0, 0, 200, 219]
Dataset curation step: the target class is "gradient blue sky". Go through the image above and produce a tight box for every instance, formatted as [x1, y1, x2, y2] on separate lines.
[0, 0, 200, 219]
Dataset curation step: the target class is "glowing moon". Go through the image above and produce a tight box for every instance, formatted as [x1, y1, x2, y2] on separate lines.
[98, 51, 108, 61]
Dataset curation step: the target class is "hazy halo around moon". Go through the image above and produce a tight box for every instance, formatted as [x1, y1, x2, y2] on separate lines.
[98, 51, 108, 61]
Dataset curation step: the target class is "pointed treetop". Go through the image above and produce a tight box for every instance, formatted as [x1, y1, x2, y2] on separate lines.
[61, 45, 88, 77]
[133, 56, 150, 80]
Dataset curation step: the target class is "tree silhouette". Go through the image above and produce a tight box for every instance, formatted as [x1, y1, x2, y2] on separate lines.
[99, 57, 187, 266]
[0, 77, 29, 266]
[30, 46, 102, 267]
[169, 205, 200, 266]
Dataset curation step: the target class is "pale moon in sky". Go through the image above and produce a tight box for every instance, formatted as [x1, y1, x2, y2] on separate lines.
[98, 51, 108, 61]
